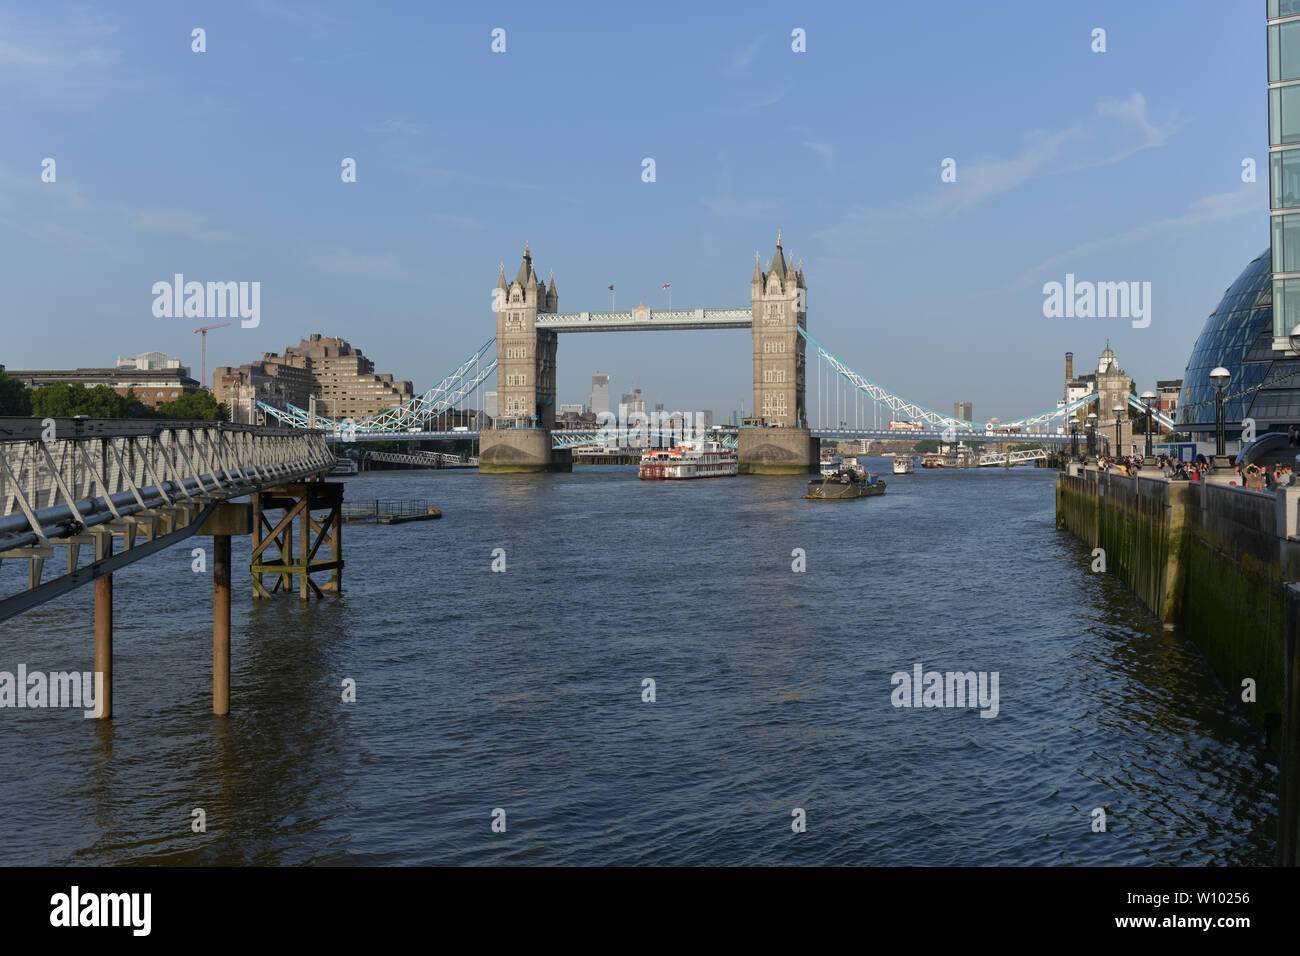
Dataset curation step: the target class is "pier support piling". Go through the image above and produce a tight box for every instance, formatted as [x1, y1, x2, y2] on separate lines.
[250, 481, 344, 599]
[213, 534, 231, 717]
[92, 532, 112, 721]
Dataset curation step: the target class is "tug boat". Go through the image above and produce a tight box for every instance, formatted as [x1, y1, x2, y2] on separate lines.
[893, 455, 916, 475]
[638, 439, 738, 480]
[803, 467, 887, 500]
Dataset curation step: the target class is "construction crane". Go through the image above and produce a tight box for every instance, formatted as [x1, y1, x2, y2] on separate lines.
[193, 322, 232, 389]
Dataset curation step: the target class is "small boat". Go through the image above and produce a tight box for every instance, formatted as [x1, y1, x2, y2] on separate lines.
[893, 455, 916, 475]
[803, 468, 887, 500]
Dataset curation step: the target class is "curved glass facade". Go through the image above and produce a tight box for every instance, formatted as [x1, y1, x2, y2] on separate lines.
[1179, 248, 1300, 432]
[1179, 251, 1271, 430]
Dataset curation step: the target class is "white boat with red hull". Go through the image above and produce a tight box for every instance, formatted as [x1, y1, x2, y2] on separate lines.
[638, 439, 738, 480]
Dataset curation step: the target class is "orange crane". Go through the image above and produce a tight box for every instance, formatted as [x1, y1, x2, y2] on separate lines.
[193, 322, 232, 389]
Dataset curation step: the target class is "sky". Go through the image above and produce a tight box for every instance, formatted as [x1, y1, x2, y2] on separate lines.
[0, 0, 1272, 424]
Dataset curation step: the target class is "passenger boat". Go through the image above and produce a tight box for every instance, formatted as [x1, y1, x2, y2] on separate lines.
[820, 453, 843, 477]
[329, 457, 359, 476]
[921, 454, 945, 469]
[638, 439, 738, 480]
[804, 468, 886, 500]
[893, 455, 916, 475]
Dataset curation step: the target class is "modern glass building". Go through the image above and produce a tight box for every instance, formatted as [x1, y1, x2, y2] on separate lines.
[1269, 1, 1300, 346]
[1178, 248, 1300, 434]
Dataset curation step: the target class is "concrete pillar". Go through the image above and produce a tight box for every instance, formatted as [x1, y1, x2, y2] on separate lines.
[213, 534, 231, 717]
[93, 535, 113, 722]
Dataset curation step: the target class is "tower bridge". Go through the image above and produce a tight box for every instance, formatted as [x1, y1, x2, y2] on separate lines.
[484, 235, 816, 473]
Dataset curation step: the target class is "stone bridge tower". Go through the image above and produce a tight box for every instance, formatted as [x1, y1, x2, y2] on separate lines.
[481, 244, 570, 472]
[739, 232, 818, 473]
[750, 232, 806, 427]
[494, 243, 558, 429]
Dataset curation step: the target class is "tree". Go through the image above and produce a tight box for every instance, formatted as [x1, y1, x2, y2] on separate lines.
[121, 388, 158, 419]
[913, 439, 940, 453]
[0, 369, 31, 415]
[158, 390, 229, 422]
[30, 381, 82, 418]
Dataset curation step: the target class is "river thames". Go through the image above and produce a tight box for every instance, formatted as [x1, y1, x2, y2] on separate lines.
[0, 463, 1276, 865]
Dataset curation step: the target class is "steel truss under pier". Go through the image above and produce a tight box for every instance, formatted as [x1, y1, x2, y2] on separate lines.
[251, 481, 343, 599]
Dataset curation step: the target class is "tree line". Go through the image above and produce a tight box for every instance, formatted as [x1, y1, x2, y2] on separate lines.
[0, 369, 228, 421]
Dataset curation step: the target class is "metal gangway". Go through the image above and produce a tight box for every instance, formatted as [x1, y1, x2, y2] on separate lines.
[0, 418, 335, 621]
[361, 450, 474, 468]
[977, 448, 1051, 467]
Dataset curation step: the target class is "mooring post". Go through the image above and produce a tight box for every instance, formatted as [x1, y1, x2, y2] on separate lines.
[213, 534, 232, 717]
[1283, 583, 1300, 866]
[93, 533, 113, 721]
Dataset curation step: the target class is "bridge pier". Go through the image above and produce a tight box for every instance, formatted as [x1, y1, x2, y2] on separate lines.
[478, 429, 572, 473]
[737, 427, 819, 475]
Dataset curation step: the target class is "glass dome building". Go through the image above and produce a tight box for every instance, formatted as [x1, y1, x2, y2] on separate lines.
[1178, 248, 1300, 435]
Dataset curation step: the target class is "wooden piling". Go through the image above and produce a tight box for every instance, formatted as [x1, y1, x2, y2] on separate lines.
[213, 534, 231, 717]
[93, 533, 112, 721]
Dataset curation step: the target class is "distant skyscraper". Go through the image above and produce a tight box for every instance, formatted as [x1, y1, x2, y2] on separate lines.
[618, 388, 646, 420]
[953, 401, 972, 421]
[590, 373, 610, 415]
[485, 390, 498, 419]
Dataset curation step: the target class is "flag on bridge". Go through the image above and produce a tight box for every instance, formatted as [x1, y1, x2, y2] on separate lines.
[608, 284, 614, 291]
[662, 283, 670, 289]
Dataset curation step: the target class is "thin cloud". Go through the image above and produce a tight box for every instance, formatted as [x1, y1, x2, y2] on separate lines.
[813, 92, 1180, 253]
[728, 37, 762, 75]
[314, 250, 408, 279]
[367, 119, 426, 135]
[1010, 186, 1264, 289]
[804, 141, 835, 167]
[133, 209, 235, 243]
[431, 214, 486, 232]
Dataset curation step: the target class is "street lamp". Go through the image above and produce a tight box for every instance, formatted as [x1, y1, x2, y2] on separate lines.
[1290, 324, 1300, 355]
[1112, 404, 1123, 461]
[1069, 420, 1079, 460]
[1086, 411, 1098, 462]
[1210, 365, 1232, 475]
[1140, 389, 1157, 466]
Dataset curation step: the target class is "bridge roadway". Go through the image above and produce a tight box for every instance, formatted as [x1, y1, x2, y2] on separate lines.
[325, 427, 1076, 447]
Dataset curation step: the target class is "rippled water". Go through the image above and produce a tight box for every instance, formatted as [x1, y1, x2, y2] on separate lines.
[0, 461, 1277, 865]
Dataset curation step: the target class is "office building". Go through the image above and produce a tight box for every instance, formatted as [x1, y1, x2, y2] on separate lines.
[590, 373, 610, 416]
[214, 334, 414, 424]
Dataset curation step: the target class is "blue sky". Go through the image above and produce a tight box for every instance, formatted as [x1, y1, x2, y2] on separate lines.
[0, 0, 1271, 423]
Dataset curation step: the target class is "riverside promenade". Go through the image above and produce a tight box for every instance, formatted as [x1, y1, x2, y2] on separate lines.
[1056, 463, 1300, 864]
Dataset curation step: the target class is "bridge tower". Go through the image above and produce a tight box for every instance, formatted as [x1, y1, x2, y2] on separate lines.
[480, 243, 572, 472]
[740, 232, 819, 473]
